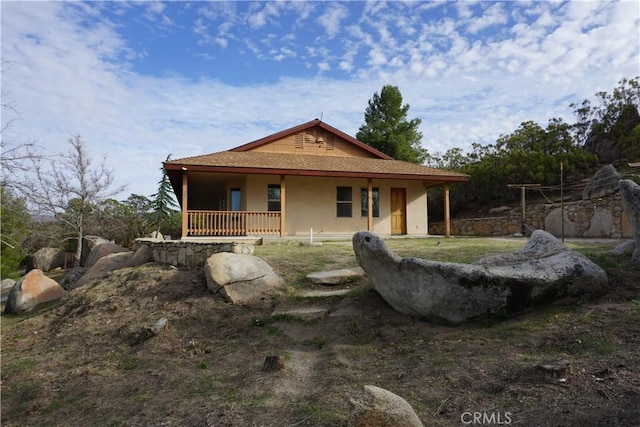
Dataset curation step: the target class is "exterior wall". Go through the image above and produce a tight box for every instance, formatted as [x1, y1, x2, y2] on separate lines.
[245, 175, 428, 236]
[429, 193, 630, 238]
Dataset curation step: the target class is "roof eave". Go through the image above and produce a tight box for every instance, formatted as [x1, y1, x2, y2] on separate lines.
[164, 163, 468, 182]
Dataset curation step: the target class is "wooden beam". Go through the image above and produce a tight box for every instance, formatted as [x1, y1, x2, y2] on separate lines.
[367, 178, 373, 231]
[507, 183, 540, 235]
[280, 175, 286, 238]
[181, 171, 188, 238]
[444, 183, 450, 237]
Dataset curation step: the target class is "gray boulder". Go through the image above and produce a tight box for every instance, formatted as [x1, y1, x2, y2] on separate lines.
[353, 230, 608, 324]
[1, 278, 17, 303]
[4, 269, 67, 314]
[32, 247, 66, 271]
[204, 252, 284, 304]
[84, 243, 130, 268]
[1, 278, 16, 291]
[348, 385, 423, 427]
[58, 267, 89, 290]
[582, 164, 619, 200]
[619, 179, 640, 262]
[72, 251, 133, 289]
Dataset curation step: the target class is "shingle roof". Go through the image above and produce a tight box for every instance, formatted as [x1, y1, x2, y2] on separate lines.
[165, 151, 468, 182]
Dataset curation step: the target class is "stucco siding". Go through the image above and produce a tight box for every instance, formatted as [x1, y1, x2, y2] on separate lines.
[244, 175, 428, 236]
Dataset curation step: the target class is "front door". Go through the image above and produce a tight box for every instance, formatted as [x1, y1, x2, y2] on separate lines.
[390, 188, 407, 235]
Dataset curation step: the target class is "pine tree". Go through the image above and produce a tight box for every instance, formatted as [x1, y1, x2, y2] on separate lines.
[151, 155, 179, 233]
[356, 85, 427, 163]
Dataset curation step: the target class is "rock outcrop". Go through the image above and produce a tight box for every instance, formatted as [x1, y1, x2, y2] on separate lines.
[84, 243, 130, 268]
[32, 247, 66, 272]
[348, 385, 423, 427]
[72, 251, 134, 289]
[81, 236, 111, 266]
[4, 269, 67, 314]
[204, 252, 284, 304]
[619, 179, 640, 262]
[582, 164, 620, 200]
[353, 230, 608, 324]
[124, 244, 154, 268]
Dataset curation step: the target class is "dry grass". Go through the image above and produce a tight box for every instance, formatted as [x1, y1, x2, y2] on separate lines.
[1, 236, 639, 426]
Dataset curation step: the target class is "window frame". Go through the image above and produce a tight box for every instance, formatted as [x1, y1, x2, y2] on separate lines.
[267, 184, 281, 212]
[336, 186, 353, 218]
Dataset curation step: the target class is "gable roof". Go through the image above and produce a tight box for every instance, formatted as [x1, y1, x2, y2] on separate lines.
[230, 118, 394, 159]
[164, 120, 469, 195]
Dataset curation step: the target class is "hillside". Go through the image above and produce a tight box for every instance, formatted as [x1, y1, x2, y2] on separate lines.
[1, 237, 639, 426]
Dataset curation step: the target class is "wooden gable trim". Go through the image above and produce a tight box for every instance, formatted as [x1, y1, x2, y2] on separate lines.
[230, 119, 393, 160]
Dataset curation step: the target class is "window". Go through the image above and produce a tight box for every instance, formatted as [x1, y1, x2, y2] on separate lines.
[267, 184, 281, 211]
[361, 187, 380, 217]
[336, 186, 352, 217]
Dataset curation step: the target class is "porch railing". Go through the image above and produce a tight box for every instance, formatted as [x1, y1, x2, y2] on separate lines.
[187, 210, 281, 236]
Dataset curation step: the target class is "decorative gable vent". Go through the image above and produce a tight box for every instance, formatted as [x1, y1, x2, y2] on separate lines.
[295, 133, 304, 149]
[326, 135, 335, 150]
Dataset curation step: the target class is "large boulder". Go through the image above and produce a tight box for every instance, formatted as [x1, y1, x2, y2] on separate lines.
[348, 385, 423, 427]
[72, 251, 134, 289]
[32, 247, 66, 272]
[81, 236, 111, 266]
[124, 244, 154, 268]
[353, 230, 608, 325]
[84, 243, 130, 268]
[582, 164, 619, 200]
[204, 252, 284, 304]
[4, 269, 67, 314]
[619, 179, 640, 262]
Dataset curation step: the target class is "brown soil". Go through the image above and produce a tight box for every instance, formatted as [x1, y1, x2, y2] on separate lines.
[1, 242, 639, 426]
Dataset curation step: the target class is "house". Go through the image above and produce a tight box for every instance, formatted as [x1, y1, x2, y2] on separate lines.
[164, 119, 468, 239]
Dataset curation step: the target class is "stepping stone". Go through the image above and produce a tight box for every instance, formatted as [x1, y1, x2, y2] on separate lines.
[306, 267, 365, 285]
[297, 288, 353, 298]
[272, 306, 329, 320]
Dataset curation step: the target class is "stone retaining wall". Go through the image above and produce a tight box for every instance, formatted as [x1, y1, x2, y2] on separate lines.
[430, 194, 632, 238]
[133, 239, 254, 268]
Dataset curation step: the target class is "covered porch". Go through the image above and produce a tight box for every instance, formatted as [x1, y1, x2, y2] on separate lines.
[175, 170, 458, 239]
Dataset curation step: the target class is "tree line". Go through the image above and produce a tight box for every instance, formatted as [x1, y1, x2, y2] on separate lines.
[357, 77, 639, 218]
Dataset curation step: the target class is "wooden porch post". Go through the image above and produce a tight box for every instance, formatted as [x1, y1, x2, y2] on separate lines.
[367, 178, 373, 231]
[280, 175, 286, 238]
[444, 183, 451, 237]
[181, 171, 188, 238]
[425, 186, 429, 235]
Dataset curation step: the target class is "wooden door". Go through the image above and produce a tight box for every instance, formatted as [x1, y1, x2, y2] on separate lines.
[390, 188, 407, 235]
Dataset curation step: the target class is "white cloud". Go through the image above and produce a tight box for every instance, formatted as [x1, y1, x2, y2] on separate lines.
[367, 47, 387, 66]
[2, 0, 638, 200]
[317, 3, 349, 38]
[465, 2, 508, 33]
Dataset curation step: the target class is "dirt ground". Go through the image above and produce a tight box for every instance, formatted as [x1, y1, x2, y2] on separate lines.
[1, 238, 639, 426]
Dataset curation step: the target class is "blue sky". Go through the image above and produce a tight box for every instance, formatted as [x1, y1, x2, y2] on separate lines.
[2, 1, 639, 199]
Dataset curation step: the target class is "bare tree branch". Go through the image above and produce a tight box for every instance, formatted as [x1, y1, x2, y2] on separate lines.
[23, 135, 127, 264]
